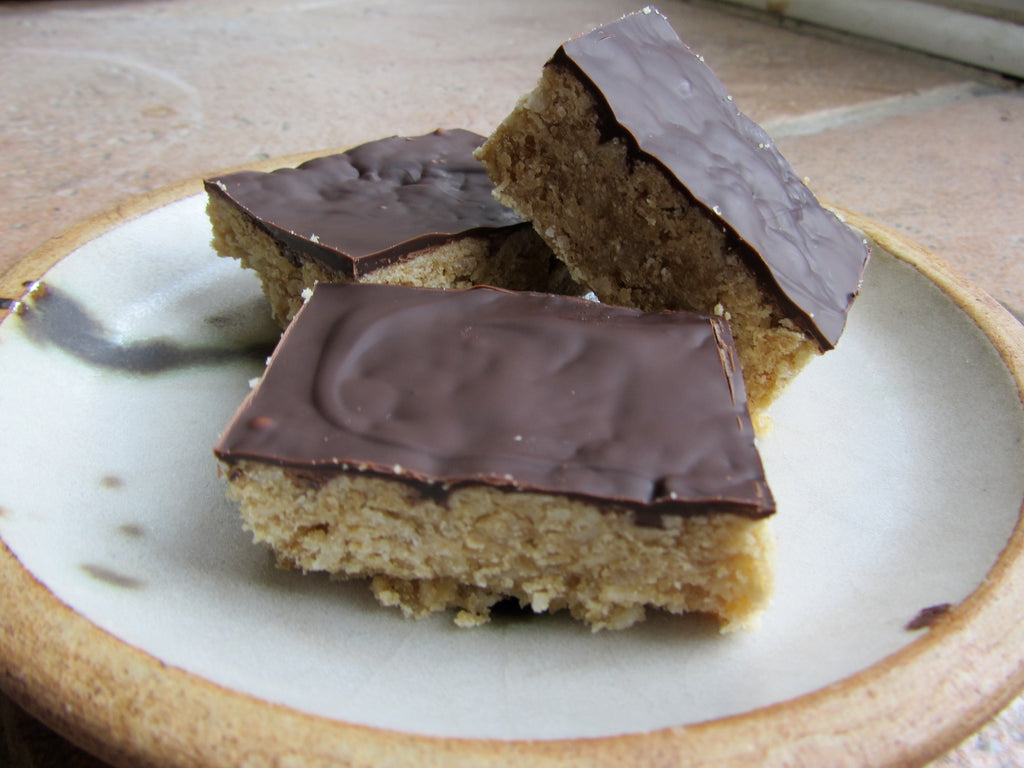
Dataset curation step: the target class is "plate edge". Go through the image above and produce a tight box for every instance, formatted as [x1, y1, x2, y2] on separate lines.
[0, 182, 1022, 768]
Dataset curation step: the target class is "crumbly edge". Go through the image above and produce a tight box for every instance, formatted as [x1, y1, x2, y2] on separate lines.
[207, 191, 305, 323]
[206, 191, 578, 326]
[475, 65, 820, 415]
[221, 460, 775, 632]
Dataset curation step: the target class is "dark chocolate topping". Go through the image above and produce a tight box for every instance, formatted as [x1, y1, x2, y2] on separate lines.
[204, 129, 529, 277]
[551, 8, 869, 349]
[215, 284, 774, 521]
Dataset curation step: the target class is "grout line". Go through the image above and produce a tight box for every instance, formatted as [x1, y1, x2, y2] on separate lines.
[760, 81, 1005, 138]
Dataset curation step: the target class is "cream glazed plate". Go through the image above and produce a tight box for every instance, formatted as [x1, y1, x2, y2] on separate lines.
[2, 155, 1024, 768]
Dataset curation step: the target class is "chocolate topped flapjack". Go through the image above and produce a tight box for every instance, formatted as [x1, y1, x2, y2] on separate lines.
[215, 283, 773, 523]
[549, 8, 868, 350]
[205, 130, 573, 324]
[205, 129, 529, 277]
[475, 8, 870, 414]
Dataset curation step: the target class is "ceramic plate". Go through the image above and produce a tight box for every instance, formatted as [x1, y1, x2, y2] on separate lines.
[2, 160, 1024, 768]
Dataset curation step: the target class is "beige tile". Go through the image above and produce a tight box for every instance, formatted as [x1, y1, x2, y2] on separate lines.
[664, 3, 979, 124]
[776, 87, 1024, 309]
[0, 0, 983, 276]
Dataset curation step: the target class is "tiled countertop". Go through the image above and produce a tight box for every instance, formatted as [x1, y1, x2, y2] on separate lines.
[1, 0, 1022, 765]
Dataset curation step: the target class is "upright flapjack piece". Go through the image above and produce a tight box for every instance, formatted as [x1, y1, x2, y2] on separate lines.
[476, 8, 870, 414]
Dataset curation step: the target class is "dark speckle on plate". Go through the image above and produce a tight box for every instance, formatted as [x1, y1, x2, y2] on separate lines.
[80, 563, 145, 590]
[905, 603, 953, 631]
[16, 282, 276, 375]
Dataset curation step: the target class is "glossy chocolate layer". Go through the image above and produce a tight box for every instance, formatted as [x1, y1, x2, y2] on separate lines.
[551, 8, 869, 350]
[204, 129, 529, 277]
[215, 284, 774, 521]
